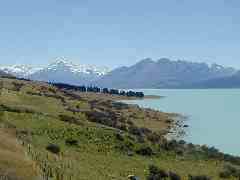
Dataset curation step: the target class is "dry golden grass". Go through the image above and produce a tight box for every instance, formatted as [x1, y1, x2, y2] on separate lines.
[0, 129, 38, 180]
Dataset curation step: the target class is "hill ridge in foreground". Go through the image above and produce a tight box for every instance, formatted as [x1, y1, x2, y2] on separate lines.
[0, 77, 240, 179]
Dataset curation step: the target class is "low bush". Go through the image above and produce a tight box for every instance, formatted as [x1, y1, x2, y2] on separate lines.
[128, 175, 140, 180]
[12, 82, 24, 91]
[146, 165, 181, 180]
[169, 171, 181, 180]
[136, 145, 154, 156]
[219, 170, 231, 178]
[160, 139, 179, 151]
[46, 144, 60, 154]
[0, 104, 36, 114]
[188, 175, 211, 180]
[147, 165, 168, 180]
[65, 138, 79, 146]
[115, 133, 124, 141]
[219, 163, 240, 178]
[59, 114, 82, 125]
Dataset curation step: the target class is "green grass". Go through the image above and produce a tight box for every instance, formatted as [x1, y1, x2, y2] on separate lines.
[0, 111, 228, 180]
[0, 77, 238, 180]
[0, 128, 38, 180]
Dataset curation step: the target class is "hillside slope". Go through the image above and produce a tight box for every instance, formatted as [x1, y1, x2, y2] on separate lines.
[0, 77, 240, 179]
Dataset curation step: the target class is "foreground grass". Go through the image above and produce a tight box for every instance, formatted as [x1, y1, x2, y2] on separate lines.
[0, 111, 226, 180]
[0, 129, 38, 180]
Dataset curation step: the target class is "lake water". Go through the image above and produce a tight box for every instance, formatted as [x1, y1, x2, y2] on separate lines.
[123, 89, 240, 156]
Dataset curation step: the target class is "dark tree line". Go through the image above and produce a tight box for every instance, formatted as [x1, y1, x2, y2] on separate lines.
[50, 82, 144, 98]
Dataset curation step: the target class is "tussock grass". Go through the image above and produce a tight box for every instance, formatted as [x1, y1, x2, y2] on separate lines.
[0, 129, 38, 180]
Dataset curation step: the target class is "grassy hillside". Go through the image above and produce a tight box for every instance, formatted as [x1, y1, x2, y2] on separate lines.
[0, 77, 239, 180]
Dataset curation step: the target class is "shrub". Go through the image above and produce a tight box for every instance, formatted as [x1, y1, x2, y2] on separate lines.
[12, 81, 24, 91]
[206, 147, 221, 159]
[219, 170, 231, 178]
[117, 124, 127, 131]
[146, 165, 168, 180]
[136, 146, 154, 156]
[85, 110, 115, 127]
[178, 140, 186, 145]
[59, 114, 82, 125]
[115, 133, 124, 141]
[146, 132, 161, 143]
[146, 165, 181, 180]
[128, 125, 143, 136]
[161, 139, 179, 151]
[46, 144, 60, 154]
[128, 175, 140, 180]
[188, 175, 211, 180]
[65, 138, 79, 146]
[169, 171, 181, 180]
[219, 163, 240, 178]
[0, 104, 36, 114]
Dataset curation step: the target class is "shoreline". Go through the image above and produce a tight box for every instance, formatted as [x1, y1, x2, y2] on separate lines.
[118, 93, 186, 139]
[117, 94, 187, 140]
[117, 94, 163, 100]
[76, 91, 163, 101]
[121, 93, 240, 159]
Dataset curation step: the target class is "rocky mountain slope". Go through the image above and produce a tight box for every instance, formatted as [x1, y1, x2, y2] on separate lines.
[186, 71, 240, 88]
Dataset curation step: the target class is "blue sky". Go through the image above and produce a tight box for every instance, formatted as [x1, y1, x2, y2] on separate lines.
[0, 0, 240, 68]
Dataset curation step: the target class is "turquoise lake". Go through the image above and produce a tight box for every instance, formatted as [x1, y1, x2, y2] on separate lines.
[123, 89, 240, 156]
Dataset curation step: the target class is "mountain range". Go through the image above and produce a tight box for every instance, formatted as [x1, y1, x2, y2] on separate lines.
[1, 58, 239, 88]
[95, 58, 237, 88]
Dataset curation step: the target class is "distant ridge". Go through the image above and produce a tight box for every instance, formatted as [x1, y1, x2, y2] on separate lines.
[95, 58, 237, 88]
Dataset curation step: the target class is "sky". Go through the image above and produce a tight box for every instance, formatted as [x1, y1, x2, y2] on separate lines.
[0, 0, 240, 68]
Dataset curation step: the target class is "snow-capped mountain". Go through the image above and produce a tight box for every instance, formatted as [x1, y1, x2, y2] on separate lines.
[29, 59, 110, 85]
[0, 70, 12, 77]
[45, 59, 109, 76]
[0, 58, 110, 85]
[0, 65, 42, 78]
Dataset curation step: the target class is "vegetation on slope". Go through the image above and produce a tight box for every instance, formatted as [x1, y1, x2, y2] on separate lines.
[0, 77, 240, 180]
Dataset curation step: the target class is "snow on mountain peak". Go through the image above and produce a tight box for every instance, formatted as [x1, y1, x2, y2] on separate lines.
[0, 64, 42, 77]
[46, 59, 110, 76]
[0, 58, 110, 78]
